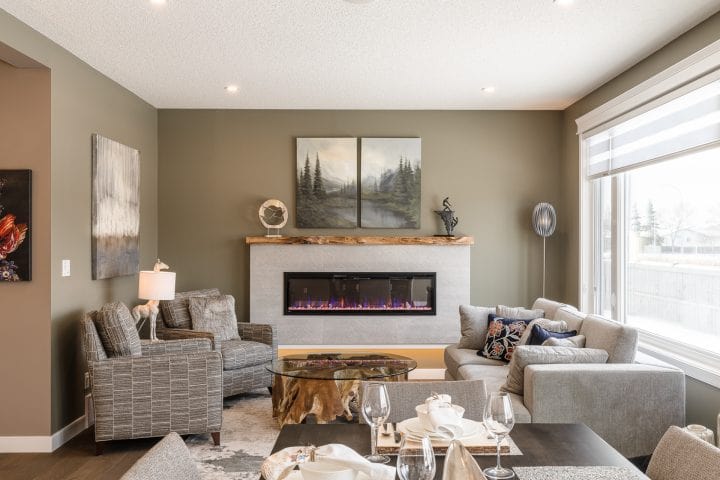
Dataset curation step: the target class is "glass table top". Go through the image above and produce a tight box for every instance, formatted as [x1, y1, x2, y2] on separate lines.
[267, 352, 417, 380]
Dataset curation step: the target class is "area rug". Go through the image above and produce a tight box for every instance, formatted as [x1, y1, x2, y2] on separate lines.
[186, 390, 279, 480]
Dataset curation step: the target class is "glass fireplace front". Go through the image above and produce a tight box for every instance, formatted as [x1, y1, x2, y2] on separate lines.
[284, 272, 436, 315]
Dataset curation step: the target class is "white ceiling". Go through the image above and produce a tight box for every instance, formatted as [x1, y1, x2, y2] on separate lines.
[1, 1, 719, 109]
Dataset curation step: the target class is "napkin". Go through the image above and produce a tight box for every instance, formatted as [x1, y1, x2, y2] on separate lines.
[260, 443, 395, 480]
[424, 394, 463, 439]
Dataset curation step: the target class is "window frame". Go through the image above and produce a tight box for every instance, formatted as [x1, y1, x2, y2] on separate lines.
[577, 38, 720, 389]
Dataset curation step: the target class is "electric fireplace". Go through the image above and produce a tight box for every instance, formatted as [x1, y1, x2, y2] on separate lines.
[284, 272, 436, 315]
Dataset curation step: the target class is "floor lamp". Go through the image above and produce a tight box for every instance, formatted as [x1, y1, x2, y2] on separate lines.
[532, 202, 556, 298]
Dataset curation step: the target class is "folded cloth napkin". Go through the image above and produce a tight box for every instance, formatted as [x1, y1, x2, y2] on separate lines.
[424, 394, 463, 439]
[261, 443, 395, 480]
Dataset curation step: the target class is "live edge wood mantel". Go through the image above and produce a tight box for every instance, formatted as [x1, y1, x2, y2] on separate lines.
[245, 235, 475, 245]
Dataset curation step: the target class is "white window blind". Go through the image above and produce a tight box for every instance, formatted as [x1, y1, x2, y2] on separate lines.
[586, 79, 720, 179]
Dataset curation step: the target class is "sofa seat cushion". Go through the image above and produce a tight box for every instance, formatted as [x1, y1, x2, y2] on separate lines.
[445, 345, 505, 379]
[457, 364, 531, 423]
[220, 339, 273, 370]
[579, 314, 638, 363]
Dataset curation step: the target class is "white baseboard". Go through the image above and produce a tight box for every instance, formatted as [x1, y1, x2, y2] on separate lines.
[0, 414, 87, 453]
[409, 368, 446, 380]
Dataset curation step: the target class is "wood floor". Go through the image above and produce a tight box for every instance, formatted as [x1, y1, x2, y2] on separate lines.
[0, 429, 158, 480]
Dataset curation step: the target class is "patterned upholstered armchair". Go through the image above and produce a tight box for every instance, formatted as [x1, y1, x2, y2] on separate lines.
[81, 310, 223, 454]
[155, 289, 277, 398]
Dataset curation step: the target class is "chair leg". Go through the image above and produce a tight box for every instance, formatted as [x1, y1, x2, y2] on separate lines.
[211, 432, 220, 446]
[95, 441, 105, 456]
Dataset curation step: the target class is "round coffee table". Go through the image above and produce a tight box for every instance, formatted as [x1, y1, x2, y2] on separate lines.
[267, 352, 417, 426]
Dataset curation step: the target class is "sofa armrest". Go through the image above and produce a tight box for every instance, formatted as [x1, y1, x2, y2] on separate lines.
[140, 338, 212, 356]
[90, 351, 223, 442]
[524, 363, 685, 457]
[156, 328, 216, 349]
[238, 323, 277, 353]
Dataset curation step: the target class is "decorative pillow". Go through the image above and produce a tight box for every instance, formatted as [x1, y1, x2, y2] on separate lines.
[518, 318, 568, 346]
[478, 314, 532, 362]
[188, 295, 240, 341]
[528, 324, 578, 346]
[95, 301, 142, 357]
[496, 305, 544, 321]
[542, 335, 586, 348]
[457, 305, 495, 349]
[160, 288, 221, 329]
[501, 345, 609, 395]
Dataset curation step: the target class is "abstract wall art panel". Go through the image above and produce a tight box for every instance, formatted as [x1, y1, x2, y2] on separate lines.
[360, 138, 421, 228]
[91, 134, 140, 280]
[296, 137, 358, 228]
[0, 170, 32, 282]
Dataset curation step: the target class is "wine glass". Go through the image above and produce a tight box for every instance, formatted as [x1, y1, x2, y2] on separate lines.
[361, 382, 391, 464]
[482, 392, 515, 479]
[397, 434, 436, 480]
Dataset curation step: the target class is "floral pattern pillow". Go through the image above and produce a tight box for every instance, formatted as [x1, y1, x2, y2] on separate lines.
[478, 314, 532, 362]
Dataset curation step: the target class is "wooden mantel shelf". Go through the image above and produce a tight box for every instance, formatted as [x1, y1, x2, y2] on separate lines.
[245, 235, 474, 246]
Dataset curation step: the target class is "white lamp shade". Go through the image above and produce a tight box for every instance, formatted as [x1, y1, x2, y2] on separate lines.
[138, 271, 176, 300]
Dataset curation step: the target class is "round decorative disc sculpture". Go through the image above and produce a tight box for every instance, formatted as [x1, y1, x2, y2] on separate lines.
[259, 199, 288, 237]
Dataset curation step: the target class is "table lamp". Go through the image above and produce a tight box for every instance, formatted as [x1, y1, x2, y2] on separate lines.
[134, 259, 176, 342]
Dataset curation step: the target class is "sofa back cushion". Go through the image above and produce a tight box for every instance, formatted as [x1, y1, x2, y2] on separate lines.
[554, 307, 586, 332]
[160, 288, 220, 329]
[95, 302, 142, 357]
[457, 305, 494, 350]
[579, 314, 638, 363]
[530, 298, 570, 319]
[497, 305, 544, 320]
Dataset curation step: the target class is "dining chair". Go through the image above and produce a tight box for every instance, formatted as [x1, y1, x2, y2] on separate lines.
[358, 379, 487, 423]
[646, 425, 720, 480]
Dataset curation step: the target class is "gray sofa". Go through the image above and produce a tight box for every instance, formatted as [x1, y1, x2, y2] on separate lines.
[444, 298, 686, 458]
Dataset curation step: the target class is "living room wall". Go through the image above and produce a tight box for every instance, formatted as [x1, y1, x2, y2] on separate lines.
[561, 11, 720, 431]
[0, 9, 159, 436]
[158, 110, 565, 325]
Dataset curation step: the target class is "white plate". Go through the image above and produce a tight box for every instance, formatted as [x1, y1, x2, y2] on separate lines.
[398, 417, 480, 440]
[284, 470, 370, 480]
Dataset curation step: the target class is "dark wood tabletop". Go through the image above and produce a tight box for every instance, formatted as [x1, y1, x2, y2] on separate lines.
[270, 423, 641, 479]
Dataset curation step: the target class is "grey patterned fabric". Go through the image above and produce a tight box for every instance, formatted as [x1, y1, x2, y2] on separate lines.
[647, 426, 720, 480]
[580, 314, 638, 363]
[518, 318, 569, 345]
[224, 363, 273, 398]
[542, 335, 586, 348]
[530, 298, 569, 319]
[554, 307, 586, 331]
[497, 305, 544, 320]
[140, 338, 212, 356]
[358, 380, 487, 424]
[82, 312, 108, 364]
[189, 295, 240, 341]
[160, 288, 220, 329]
[95, 302, 142, 357]
[157, 327, 216, 349]
[444, 344, 505, 379]
[120, 432, 201, 480]
[220, 338, 273, 370]
[456, 305, 494, 349]
[239, 322, 278, 353]
[501, 345, 608, 395]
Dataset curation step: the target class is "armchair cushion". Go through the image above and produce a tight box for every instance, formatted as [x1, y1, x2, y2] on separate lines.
[457, 305, 494, 349]
[95, 302, 142, 357]
[189, 295, 240, 341]
[160, 288, 220, 329]
[579, 314, 638, 363]
[220, 338, 273, 370]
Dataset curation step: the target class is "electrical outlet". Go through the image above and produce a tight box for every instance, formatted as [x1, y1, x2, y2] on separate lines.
[84, 372, 90, 390]
[61, 259, 71, 277]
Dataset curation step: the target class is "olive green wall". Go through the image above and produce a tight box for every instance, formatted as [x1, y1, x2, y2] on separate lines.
[0, 9, 158, 435]
[158, 110, 564, 320]
[561, 11, 720, 432]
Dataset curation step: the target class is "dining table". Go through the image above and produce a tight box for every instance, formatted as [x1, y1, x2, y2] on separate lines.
[267, 422, 645, 479]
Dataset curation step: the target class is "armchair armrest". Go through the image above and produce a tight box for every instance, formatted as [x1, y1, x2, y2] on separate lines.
[90, 351, 223, 442]
[524, 363, 685, 457]
[238, 322, 277, 353]
[140, 338, 212, 356]
[156, 328, 216, 349]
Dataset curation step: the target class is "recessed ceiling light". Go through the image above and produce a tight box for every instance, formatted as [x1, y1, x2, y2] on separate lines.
[225, 85, 239, 94]
[150, 0, 167, 6]
[553, 0, 574, 6]
[481, 87, 496, 93]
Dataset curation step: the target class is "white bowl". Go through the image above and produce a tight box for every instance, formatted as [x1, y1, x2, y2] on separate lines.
[299, 461, 357, 480]
[415, 404, 465, 431]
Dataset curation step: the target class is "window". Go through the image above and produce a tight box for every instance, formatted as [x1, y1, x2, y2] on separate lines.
[580, 72, 720, 383]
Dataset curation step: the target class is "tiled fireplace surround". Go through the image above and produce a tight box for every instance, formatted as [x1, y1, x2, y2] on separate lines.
[248, 237, 471, 346]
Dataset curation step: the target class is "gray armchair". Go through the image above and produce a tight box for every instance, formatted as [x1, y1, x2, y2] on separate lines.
[81, 312, 223, 454]
[156, 289, 277, 398]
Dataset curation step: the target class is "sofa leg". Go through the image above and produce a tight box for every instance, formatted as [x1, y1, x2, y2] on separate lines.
[95, 441, 105, 456]
[211, 432, 221, 446]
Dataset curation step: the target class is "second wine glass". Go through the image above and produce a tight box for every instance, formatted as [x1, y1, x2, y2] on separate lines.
[361, 382, 391, 464]
[482, 392, 515, 479]
[397, 434, 436, 480]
